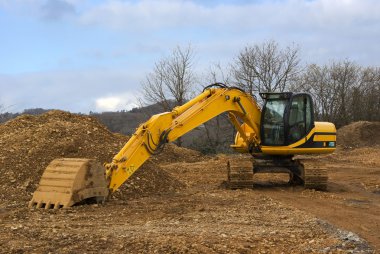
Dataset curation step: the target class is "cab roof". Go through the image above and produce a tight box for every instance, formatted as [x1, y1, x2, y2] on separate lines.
[259, 92, 293, 100]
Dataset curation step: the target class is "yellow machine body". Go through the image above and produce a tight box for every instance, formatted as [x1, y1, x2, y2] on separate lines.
[234, 121, 336, 155]
[30, 85, 336, 208]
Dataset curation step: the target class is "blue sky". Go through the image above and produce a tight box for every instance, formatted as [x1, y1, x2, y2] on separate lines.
[0, 0, 379, 113]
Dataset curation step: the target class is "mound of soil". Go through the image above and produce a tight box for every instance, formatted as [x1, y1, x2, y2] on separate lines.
[154, 143, 205, 164]
[337, 121, 380, 148]
[0, 110, 185, 206]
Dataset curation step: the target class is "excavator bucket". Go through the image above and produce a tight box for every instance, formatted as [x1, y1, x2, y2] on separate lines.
[29, 158, 109, 209]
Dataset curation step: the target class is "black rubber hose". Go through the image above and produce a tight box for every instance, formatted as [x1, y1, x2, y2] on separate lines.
[202, 82, 246, 94]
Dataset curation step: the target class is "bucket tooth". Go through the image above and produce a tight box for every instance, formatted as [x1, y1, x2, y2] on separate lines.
[30, 158, 109, 209]
[44, 201, 51, 210]
[28, 201, 35, 208]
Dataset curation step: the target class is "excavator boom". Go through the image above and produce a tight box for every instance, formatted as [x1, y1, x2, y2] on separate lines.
[105, 86, 262, 192]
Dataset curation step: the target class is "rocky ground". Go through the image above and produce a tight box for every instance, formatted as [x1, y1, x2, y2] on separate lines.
[0, 112, 378, 253]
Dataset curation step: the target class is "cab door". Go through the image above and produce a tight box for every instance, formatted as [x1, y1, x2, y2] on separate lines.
[261, 98, 288, 146]
[286, 94, 314, 144]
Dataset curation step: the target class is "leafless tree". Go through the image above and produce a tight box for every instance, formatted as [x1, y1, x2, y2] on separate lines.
[206, 62, 231, 85]
[0, 104, 11, 123]
[298, 61, 363, 127]
[298, 64, 339, 122]
[141, 45, 196, 146]
[231, 40, 301, 99]
[0, 104, 4, 122]
[141, 45, 196, 112]
[197, 42, 301, 152]
[352, 67, 380, 121]
[200, 62, 234, 151]
[330, 61, 360, 126]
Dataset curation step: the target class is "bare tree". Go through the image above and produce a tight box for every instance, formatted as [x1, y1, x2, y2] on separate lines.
[141, 45, 196, 111]
[330, 61, 360, 126]
[141, 45, 196, 146]
[231, 40, 301, 98]
[351, 66, 380, 122]
[366, 68, 380, 121]
[192, 63, 234, 153]
[298, 64, 338, 122]
[206, 62, 231, 85]
[0, 104, 4, 122]
[0, 104, 13, 123]
[298, 61, 362, 127]
[231, 47, 256, 95]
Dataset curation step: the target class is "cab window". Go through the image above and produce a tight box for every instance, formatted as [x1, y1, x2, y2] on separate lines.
[305, 96, 313, 131]
[288, 95, 313, 144]
[262, 99, 287, 145]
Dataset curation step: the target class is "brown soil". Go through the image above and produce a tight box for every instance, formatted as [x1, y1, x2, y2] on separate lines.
[0, 115, 379, 253]
[0, 110, 185, 205]
[255, 154, 380, 252]
[337, 121, 380, 148]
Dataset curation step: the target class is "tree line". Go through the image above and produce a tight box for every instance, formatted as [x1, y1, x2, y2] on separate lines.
[141, 41, 379, 153]
[1, 41, 379, 154]
[142, 41, 379, 126]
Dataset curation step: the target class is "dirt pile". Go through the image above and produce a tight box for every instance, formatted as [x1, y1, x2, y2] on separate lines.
[0, 110, 185, 206]
[337, 121, 380, 148]
[154, 143, 206, 163]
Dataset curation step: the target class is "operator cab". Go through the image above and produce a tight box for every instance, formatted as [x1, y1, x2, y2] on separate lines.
[260, 92, 314, 146]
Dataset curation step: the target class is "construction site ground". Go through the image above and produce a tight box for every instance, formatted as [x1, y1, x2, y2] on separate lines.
[0, 112, 379, 253]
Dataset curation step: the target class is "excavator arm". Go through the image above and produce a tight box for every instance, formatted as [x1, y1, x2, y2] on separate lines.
[105, 85, 262, 192]
[29, 84, 263, 209]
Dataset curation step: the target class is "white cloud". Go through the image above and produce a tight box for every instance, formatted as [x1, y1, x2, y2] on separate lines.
[77, 0, 380, 31]
[1, 0, 380, 114]
[40, 0, 76, 21]
[0, 0, 83, 20]
[95, 93, 139, 112]
[0, 68, 143, 113]
[79, 0, 205, 30]
[2, 0, 380, 32]
[74, 0, 380, 66]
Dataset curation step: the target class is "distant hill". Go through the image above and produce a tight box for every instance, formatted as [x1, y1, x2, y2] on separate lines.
[90, 102, 165, 135]
[0, 108, 51, 123]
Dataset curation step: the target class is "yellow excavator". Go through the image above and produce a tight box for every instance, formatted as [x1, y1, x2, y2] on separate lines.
[29, 83, 336, 209]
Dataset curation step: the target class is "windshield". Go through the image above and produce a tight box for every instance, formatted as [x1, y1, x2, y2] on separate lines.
[262, 99, 287, 145]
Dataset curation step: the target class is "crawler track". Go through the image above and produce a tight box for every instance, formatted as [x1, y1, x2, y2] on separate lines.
[226, 157, 328, 191]
[227, 160, 254, 189]
[300, 160, 328, 191]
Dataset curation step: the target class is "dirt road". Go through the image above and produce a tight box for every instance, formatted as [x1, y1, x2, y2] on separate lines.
[254, 163, 380, 250]
[162, 153, 380, 252]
